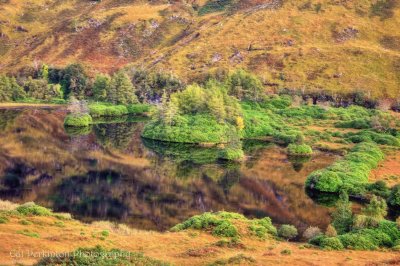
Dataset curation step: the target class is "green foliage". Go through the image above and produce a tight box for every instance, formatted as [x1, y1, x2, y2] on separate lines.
[278, 224, 298, 240]
[61, 63, 88, 99]
[89, 104, 128, 117]
[126, 103, 151, 114]
[388, 185, 400, 207]
[16, 202, 52, 216]
[306, 142, 384, 194]
[24, 78, 62, 100]
[93, 74, 111, 102]
[344, 130, 400, 146]
[287, 144, 313, 156]
[209, 253, 256, 266]
[280, 249, 292, 255]
[198, 0, 233, 15]
[335, 118, 371, 129]
[17, 230, 40, 238]
[331, 192, 353, 234]
[366, 181, 391, 198]
[218, 147, 244, 161]
[225, 69, 263, 101]
[320, 237, 344, 250]
[361, 195, 387, 220]
[64, 113, 92, 127]
[0, 75, 26, 102]
[101, 230, 110, 237]
[0, 216, 9, 224]
[108, 70, 138, 105]
[171, 212, 277, 240]
[129, 69, 183, 103]
[248, 217, 277, 239]
[35, 246, 169, 266]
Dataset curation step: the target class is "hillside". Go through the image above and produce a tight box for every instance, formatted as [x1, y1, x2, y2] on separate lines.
[0, 0, 399, 99]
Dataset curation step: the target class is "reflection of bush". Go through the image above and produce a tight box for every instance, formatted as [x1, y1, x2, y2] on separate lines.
[306, 188, 339, 207]
[51, 171, 129, 220]
[143, 138, 221, 164]
[64, 125, 92, 136]
[94, 122, 137, 150]
[288, 155, 311, 172]
[0, 109, 22, 131]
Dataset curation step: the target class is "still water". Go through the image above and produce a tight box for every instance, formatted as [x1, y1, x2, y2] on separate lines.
[0, 107, 339, 231]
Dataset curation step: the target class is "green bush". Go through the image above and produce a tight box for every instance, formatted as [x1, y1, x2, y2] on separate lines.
[248, 217, 277, 239]
[366, 181, 391, 198]
[35, 246, 169, 266]
[126, 104, 151, 114]
[89, 104, 128, 117]
[320, 237, 344, 250]
[388, 185, 400, 207]
[143, 114, 239, 144]
[218, 147, 244, 161]
[0, 216, 9, 224]
[278, 225, 298, 240]
[287, 144, 313, 156]
[335, 119, 371, 129]
[16, 202, 52, 216]
[305, 142, 384, 194]
[64, 113, 92, 127]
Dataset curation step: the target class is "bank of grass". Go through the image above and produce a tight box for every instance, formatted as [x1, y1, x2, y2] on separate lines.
[89, 103, 151, 117]
[64, 113, 92, 127]
[306, 142, 385, 195]
[171, 211, 277, 240]
[142, 114, 238, 144]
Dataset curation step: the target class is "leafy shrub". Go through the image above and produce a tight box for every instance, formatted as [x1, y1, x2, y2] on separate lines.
[248, 217, 277, 239]
[303, 226, 322, 241]
[325, 224, 337, 237]
[287, 144, 313, 156]
[278, 225, 298, 240]
[273, 130, 304, 145]
[332, 192, 353, 234]
[89, 104, 128, 117]
[16, 202, 52, 216]
[309, 234, 327, 246]
[126, 104, 151, 114]
[388, 185, 400, 207]
[366, 181, 390, 198]
[280, 249, 292, 255]
[306, 142, 384, 194]
[213, 221, 238, 237]
[0, 216, 9, 224]
[64, 113, 92, 127]
[320, 237, 344, 250]
[35, 246, 169, 266]
[218, 147, 244, 161]
[361, 195, 387, 220]
[335, 119, 371, 129]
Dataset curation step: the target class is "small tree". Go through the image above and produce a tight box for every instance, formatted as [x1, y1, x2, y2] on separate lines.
[61, 63, 88, 99]
[331, 191, 353, 234]
[325, 224, 337, 237]
[225, 69, 263, 101]
[109, 70, 138, 105]
[93, 74, 111, 102]
[303, 226, 321, 240]
[362, 195, 387, 220]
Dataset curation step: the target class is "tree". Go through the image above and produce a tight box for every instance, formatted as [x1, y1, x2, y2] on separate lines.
[24, 78, 49, 100]
[362, 195, 387, 220]
[9, 77, 26, 101]
[40, 64, 49, 81]
[0, 75, 12, 102]
[108, 70, 137, 105]
[331, 191, 353, 234]
[225, 69, 263, 101]
[129, 69, 183, 102]
[93, 74, 111, 102]
[61, 63, 88, 99]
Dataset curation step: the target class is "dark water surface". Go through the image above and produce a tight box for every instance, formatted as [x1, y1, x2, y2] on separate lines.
[0, 108, 339, 231]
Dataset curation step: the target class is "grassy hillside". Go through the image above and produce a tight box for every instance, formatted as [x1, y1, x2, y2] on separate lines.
[0, 0, 399, 98]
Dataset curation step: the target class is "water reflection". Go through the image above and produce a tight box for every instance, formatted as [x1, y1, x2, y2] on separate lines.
[0, 108, 338, 231]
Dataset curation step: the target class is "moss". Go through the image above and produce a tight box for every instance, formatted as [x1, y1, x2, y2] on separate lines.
[64, 113, 92, 127]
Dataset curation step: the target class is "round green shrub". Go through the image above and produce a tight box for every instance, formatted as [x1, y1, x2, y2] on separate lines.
[218, 148, 244, 161]
[16, 202, 52, 216]
[64, 113, 92, 127]
[388, 185, 400, 207]
[287, 144, 313, 156]
[278, 224, 298, 240]
[306, 170, 343, 193]
[320, 237, 344, 250]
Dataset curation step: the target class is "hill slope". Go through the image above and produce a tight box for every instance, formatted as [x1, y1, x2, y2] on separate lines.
[0, 0, 399, 98]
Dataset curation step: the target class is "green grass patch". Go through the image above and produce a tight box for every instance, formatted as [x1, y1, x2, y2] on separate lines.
[287, 144, 313, 156]
[64, 113, 92, 127]
[17, 229, 40, 238]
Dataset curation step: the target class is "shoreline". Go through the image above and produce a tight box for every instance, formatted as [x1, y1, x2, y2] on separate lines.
[0, 103, 65, 109]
